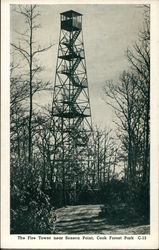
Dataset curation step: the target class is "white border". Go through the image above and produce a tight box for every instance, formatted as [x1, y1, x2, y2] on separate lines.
[1, 0, 159, 249]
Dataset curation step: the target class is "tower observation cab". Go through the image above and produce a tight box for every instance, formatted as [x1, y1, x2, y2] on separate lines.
[61, 10, 82, 31]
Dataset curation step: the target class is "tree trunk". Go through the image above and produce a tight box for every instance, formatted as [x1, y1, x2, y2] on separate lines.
[28, 6, 33, 165]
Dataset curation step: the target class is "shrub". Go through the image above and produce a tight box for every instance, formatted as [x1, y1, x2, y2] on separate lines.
[11, 185, 56, 234]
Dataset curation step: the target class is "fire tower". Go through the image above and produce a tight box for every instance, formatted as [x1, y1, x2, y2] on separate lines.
[52, 10, 93, 205]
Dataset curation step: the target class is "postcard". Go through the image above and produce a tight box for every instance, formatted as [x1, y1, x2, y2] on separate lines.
[1, 0, 159, 249]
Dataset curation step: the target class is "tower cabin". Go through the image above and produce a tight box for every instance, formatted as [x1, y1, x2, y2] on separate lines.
[60, 10, 82, 31]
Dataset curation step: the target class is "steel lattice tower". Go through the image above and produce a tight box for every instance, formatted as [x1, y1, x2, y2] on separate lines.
[52, 10, 93, 205]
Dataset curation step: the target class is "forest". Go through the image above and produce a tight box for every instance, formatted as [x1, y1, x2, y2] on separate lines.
[10, 5, 150, 234]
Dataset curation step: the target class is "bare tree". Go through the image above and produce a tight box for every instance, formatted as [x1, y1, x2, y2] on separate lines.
[127, 6, 150, 185]
[11, 5, 53, 165]
[103, 6, 150, 218]
[92, 127, 117, 187]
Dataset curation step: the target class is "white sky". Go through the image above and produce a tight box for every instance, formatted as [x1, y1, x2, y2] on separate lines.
[11, 4, 145, 130]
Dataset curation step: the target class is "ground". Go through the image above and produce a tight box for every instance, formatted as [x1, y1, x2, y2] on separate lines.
[55, 205, 150, 234]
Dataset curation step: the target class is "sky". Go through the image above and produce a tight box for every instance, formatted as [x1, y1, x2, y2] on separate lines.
[10, 4, 145, 130]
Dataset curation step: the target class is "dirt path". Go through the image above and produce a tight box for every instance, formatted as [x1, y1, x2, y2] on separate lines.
[56, 205, 150, 234]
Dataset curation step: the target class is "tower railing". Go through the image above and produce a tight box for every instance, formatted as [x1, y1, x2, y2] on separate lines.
[61, 88, 82, 103]
[60, 58, 81, 74]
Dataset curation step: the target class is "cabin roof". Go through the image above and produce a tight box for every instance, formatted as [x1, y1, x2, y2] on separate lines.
[60, 10, 82, 17]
